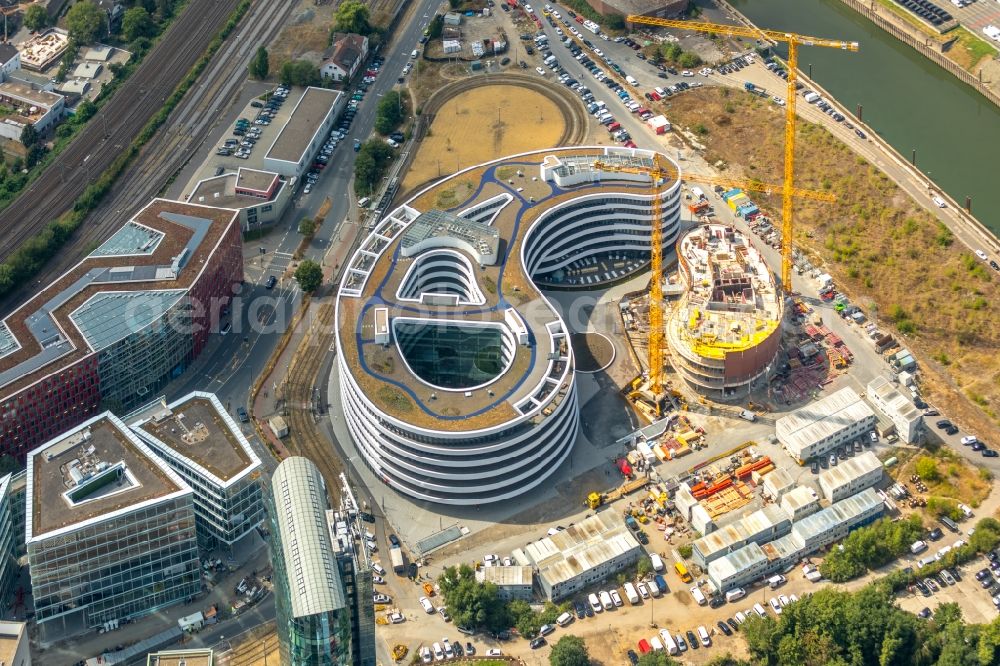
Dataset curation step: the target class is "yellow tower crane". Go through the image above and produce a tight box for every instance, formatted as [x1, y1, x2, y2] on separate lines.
[626, 15, 858, 292]
[592, 156, 834, 402]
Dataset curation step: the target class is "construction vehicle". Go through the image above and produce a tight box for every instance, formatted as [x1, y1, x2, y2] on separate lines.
[586, 476, 651, 509]
[389, 545, 405, 575]
[594, 158, 834, 420]
[422, 582, 435, 597]
[391, 645, 408, 661]
[744, 81, 768, 98]
[675, 561, 693, 583]
[627, 14, 858, 293]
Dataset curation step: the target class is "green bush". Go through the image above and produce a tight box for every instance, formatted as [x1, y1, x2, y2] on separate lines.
[818, 514, 924, 582]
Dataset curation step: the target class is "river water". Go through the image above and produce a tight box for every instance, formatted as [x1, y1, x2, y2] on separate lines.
[727, 0, 1000, 236]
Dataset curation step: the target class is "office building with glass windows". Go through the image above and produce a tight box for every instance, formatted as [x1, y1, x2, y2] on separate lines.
[0, 473, 18, 609]
[129, 392, 265, 549]
[336, 147, 682, 505]
[328, 474, 375, 666]
[0, 199, 242, 461]
[26, 412, 200, 641]
[268, 457, 352, 666]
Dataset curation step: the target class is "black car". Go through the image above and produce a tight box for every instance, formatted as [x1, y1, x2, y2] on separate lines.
[584, 604, 594, 618]
[250, 100, 263, 108]
[928, 528, 943, 541]
[709, 596, 725, 609]
[668, 67, 678, 75]
[727, 618, 740, 632]
[636, 530, 649, 545]
[717, 620, 732, 636]
[626, 649, 639, 665]
[991, 260, 1000, 272]
[811, 461, 820, 474]
[936, 419, 952, 428]
[855, 128, 867, 139]
[465, 643, 475, 655]
[915, 580, 930, 596]
[686, 630, 699, 649]
[983, 449, 998, 458]
[574, 601, 586, 619]
[265, 275, 277, 289]
[918, 607, 932, 619]
[529, 637, 546, 649]
[452, 642, 463, 657]
[945, 425, 959, 436]
[977, 568, 992, 581]
[388, 534, 400, 547]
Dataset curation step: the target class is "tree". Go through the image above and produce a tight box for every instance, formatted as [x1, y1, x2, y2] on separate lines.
[660, 42, 682, 62]
[249, 46, 269, 80]
[549, 635, 589, 666]
[334, 0, 370, 35]
[280, 60, 320, 87]
[678, 52, 703, 68]
[66, 1, 106, 43]
[122, 7, 155, 42]
[437, 564, 509, 632]
[20, 124, 38, 148]
[636, 557, 653, 578]
[636, 652, 678, 666]
[298, 217, 316, 237]
[375, 90, 406, 135]
[294, 260, 323, 293]
[427, 14, 444, 40]
[23, 4, 48, 32]
[606, 14, 626, 31]
[916, 456, 941, 481]
[353, 139, 394, 196]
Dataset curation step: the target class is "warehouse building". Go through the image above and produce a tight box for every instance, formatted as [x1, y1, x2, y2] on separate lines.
[476, 566, 534, 601]
[818, 451, 884, 503]
[779, 486, 821, 521]
[691, 505, 791, 568]
[867, 376, 923, 443]
[708, 488, 885, 592]
[263, 87, 343, 179]
[27, 413, 200, 640]
[777, 388, 876, 463]
[129, 392, 265, 549]
[513, 511, 642, 600]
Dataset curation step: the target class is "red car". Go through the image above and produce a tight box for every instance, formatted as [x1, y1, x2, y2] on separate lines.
[624, 140, 637, 148]
[637, 639, 651, 654]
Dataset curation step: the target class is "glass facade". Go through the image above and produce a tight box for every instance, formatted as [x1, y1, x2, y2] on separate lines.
[29, 495, 200, 640]
[394, 322, 506, 389]
[267, 459, 353, 666]
[0, 474, 17, 609]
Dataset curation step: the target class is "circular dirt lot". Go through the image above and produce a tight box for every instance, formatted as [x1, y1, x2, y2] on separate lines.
[570, 332, 615, 373]
[402, 80, 577, 191]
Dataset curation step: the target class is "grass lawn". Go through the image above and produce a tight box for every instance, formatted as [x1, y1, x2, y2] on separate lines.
[952, 27, 999, 70]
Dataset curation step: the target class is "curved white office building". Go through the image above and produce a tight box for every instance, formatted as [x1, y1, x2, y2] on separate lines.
[335, 147, 682, 505]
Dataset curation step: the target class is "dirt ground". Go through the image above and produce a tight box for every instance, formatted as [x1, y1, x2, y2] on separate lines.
[267, 0, 339, 75]
[401, 84, 566, 191]
[664, 87, 1000, 438]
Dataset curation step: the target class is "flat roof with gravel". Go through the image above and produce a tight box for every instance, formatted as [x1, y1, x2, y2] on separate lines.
[265, 87, 341, 164]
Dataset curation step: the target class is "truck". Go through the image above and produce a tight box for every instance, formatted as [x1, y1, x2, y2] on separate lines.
[744, 81, 768, 98]
[389, 545, 405, 574]
[674, 562, 692, 583]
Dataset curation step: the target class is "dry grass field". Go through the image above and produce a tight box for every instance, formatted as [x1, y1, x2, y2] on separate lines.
[402, 85, 566, 192]
[666, 87, 1000, 435]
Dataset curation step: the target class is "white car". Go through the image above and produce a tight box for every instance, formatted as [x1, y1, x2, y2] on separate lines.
[389, 610, 404, 624]
[636, 582, 649, 599]
[374, 593, 392, 604]
[420, 646, 432, 663]
[483, 554, 499, 565]
[769, 597, 783, 615]
[588, 592, 603, 613]
[610, 589, 623, 606]
[432, 643, 444, 661]
[419, 596, 435, 613]
[487, 649, 502, 657]
[302, 184, 311, 194]
[502, 556, 514, 566]
[536, 66, 546, 75]
[681, 70, 694, 77]
[778, 594, 790, 607]
[772, 96, 786, 106]
[442, 639, 453, 659]
[976, 249, 989, 261]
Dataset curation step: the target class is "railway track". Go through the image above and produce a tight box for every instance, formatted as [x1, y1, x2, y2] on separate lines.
[0, 0, 296, 315]
[282, 302, 345, 497]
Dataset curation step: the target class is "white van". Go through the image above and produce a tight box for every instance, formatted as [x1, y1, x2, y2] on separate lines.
[697, 626, 711, 647]
[539, 623, 555, 636]
[588, 593, 603, 613]
[659, 630, 679, 656]
[803, 91, 820, 103]
[649, 636, 664, 652]
[411, 49, 419, 59]
[649, 553, 665, 572]
[739, 409, 757, 422]
[625, 75, 638, 86]
[690, 586, 707, 605]
[725, 587, 746, 602]
[753, 602, 768, 618]
[767, 574, 786, 589]
[599, 590, 614, 610]
[358, 196, 371, 209]
[556, 612, 573, 627]
[419, 596, 435, 613]
[371, 562, 386, 576]
[624, 582, 640, 605]
[647, 580, 661, 598]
